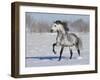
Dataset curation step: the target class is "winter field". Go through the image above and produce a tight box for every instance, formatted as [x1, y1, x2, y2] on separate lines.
[25, 32, 90, 67]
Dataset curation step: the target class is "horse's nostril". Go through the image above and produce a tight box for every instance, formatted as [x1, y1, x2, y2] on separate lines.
[50, 29, 53, 32]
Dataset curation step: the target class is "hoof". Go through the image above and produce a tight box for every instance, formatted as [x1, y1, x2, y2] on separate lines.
[58, 58, 61, 61]
[69, 57, 72, 59]
[54, 52, 56, 54]
[53, 51, 56, 54]
[77, 56, 82, 60]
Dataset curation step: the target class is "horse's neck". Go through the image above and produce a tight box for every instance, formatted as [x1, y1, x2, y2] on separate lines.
[56, 31, 66, 40]
[57, 31, 69, 40]
[58, 30, 68, 36]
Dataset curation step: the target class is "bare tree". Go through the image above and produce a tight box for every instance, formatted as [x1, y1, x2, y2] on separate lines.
[31, 19, 50, 33]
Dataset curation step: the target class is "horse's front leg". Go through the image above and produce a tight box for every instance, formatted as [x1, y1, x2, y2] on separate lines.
[53, 43, 57, 54]
[69, 48, 73, 59]
[58, 46, 64, 61]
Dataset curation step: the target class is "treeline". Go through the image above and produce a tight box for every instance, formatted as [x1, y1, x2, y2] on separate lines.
[26, 14, 50, 33]
[26, 15, 89, 33]
[70, 19, 89, 32]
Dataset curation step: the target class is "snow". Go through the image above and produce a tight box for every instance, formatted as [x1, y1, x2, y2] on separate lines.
[25, 32, 90, 67]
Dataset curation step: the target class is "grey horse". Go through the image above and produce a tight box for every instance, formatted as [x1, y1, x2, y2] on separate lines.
[50, 20, 82, 61]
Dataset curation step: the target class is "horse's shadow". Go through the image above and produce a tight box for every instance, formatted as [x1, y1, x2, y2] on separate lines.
[26, 56, 67, 61]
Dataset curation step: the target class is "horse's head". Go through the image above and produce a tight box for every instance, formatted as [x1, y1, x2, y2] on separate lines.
[50, 20, 69, 34]
[50, 20, 64, 33]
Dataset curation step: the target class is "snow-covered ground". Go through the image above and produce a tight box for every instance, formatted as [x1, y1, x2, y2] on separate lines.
[25, 32, 90, 67]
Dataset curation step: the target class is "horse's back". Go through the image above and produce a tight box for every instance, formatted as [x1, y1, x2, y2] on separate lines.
[67, 32, 78, 41]
[68, 32, 78, 38]
[60, 33, 78, 46]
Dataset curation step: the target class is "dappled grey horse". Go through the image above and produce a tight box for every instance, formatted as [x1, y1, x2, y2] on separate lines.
[50, 20, 82, 61]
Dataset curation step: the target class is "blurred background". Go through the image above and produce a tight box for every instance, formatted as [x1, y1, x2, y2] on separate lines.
[25, 12, 90, 33]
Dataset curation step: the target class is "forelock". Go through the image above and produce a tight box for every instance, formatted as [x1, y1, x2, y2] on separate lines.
[54, 20, 62, 24]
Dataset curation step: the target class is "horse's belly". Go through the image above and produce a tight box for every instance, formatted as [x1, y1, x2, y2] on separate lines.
[61, 40, 73, 46]
[60, 37, 75, 46]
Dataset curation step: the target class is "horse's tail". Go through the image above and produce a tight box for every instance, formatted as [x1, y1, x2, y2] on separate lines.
[77, 37, 82, 49]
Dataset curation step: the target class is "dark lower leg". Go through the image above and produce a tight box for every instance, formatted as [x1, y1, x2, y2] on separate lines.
[53, 43, 56, 54]
[70, 49, 73, 59]
[58, 46, 64, 61]
[77, 49, 80, 56]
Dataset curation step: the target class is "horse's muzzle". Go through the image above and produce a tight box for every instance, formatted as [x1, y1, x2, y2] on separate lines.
[50, 29, 53, 33]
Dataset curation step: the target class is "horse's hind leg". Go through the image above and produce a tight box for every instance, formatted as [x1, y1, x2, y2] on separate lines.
[58, 46, 64, 61]
[77, 48, 80, 56]
[76, 45, 82, 59]
[75, 44, 80, 56]
[53, 43, 56, 54]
